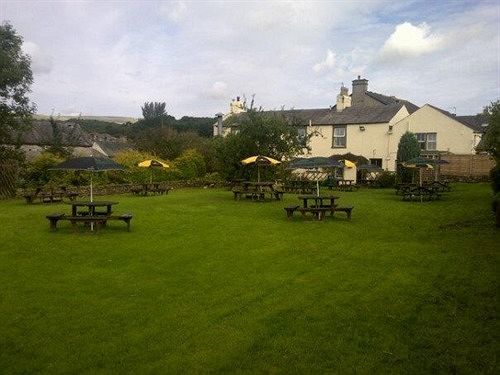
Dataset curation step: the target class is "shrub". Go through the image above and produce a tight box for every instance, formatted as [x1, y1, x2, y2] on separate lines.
[173, 149, 206, 180]
[490, 164, 500, 193]
[23, 152, 64, 187]
[375, 171, 396, 188]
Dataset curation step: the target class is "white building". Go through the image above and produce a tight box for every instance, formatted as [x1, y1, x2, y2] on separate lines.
[215, 77, 487, 171]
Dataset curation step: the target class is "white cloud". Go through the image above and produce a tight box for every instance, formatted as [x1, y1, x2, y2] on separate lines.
[160, 1, 187, 23]
[21, 41, 53, 74]
[313, 50, 336, 73]
[206, 81, 228, 100]
[379, 22, 443, 60]
[1, 1, 497, 117]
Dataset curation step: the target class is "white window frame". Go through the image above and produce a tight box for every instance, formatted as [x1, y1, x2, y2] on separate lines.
[332, 126, 347, 148]
[416, 132, 437, 151]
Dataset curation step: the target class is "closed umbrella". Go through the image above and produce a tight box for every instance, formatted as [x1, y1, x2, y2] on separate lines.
[241, 155, 281, 182]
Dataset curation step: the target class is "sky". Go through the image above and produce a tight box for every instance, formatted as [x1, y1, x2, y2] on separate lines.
[1, 0, 499, 118]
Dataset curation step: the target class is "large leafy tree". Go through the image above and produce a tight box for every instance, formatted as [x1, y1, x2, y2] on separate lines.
[396, 131, 420, 183]
[214, 109, 311, 180]
[478, 101, 500, 193]
[0, 22, 35, 148]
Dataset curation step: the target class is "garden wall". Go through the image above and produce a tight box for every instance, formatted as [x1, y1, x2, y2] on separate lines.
[439, 154, 494, 181]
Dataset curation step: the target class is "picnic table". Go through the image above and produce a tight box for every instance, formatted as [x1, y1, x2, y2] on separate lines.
[401, 186, 441, 202]
[46, 200, 132, 231]
[233, 181, 283, 201]
[283, 180, 315, 194]
[131, 183, 171, 196]
[24, 187, 79, 204]
[70, 200, 118, 216]
[284, 195, 353, 221]
[337, 179, 359, 191]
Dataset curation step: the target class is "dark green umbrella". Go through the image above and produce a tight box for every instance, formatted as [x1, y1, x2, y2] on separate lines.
[50, 157, 126, 202]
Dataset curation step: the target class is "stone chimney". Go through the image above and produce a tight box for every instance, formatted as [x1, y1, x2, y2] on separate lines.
[351, 75, 368, 106]
[336, 84, 351, 112]
[229, 96, 245, 114]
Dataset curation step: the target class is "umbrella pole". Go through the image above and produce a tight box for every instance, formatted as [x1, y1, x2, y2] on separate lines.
[258, 165, 260, 183]
[420, 169, 423, 203]
[90, 173, 94, 231]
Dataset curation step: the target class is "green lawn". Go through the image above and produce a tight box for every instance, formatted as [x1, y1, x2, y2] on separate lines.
[0, 184, 498, 373]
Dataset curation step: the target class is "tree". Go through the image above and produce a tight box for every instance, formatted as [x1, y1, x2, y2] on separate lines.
[141, 102, 167, 120]
[478, 101, 500, 193]
[479, 101, 500, 162]
[46, 117, 71, 158]
[214, 109, 312, 180]
[0, 22, 35, 147]
[396, 131, 420, 183]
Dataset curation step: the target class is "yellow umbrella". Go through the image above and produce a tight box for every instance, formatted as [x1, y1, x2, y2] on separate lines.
[342, 159, 356, 168]
[138, 159, 169, 168]
[137, 159, 170, 183]
[241, 155, 281, 182]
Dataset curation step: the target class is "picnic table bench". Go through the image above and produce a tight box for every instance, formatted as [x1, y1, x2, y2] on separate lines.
[337, 179, 359, 192]
[233, 181, 283, 201]
[402, 186, 441, 201]
[285, 195, 353, 221]
[24, 187, 78, 204]
[131, 183, 171, 196]
[46, 213, 133, 231]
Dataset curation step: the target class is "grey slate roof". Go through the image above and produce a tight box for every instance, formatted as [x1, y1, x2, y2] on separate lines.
[224, 91, 419, 127]
[314, 103, 406, 125]
[8, 120, 92, 147]
[365, 91, 420, 114]
[426, 104, 487, 133]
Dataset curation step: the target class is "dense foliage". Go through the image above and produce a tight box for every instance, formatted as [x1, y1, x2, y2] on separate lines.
[214, 109, 310, 180]
[396, 131, 420, 183]
[477, 101, 500, 194]
[0, 22, 35, 154]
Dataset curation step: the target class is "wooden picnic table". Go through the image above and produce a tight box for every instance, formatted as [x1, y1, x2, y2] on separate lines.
[234, 181, 282, 201]
[69, 201, 118, 216]
[47, 200, 132, 231]
[337, 179, 359, 191]
[297, 195, 340, 208]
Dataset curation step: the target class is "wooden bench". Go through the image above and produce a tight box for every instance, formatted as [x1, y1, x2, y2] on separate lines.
[284, 205, 299, 218]
[108, 214, 133, 231]
[46, 213, 133, 231]
[334, 206, 354, 219]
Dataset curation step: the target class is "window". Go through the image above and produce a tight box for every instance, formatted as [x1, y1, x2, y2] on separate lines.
[416, 132, 437, 151]
[297, 127, 307, 147]
[332, 125, 347, 148]
[369, 158, 382, 168]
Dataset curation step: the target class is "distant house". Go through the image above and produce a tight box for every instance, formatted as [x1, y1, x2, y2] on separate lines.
[88, 133, 133, 157]
[215, 77, 487, 171]
[3, 120, 106, 159]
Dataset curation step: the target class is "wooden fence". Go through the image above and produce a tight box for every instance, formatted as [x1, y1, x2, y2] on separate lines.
[440, 154, 495, 178]
[0, 162, 18, 199]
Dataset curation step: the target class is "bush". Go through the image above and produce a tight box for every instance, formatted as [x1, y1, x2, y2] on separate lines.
[173, 149, 206, 180]
[375, 171, 396, 188]
[490, 165, 500, 193]
[23, 152, 64, 187]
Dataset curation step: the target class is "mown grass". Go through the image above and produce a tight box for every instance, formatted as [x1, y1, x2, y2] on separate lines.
[0, 184, 498, 373]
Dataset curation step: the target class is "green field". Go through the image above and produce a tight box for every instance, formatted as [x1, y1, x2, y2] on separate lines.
[0, 184, 498, 373]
